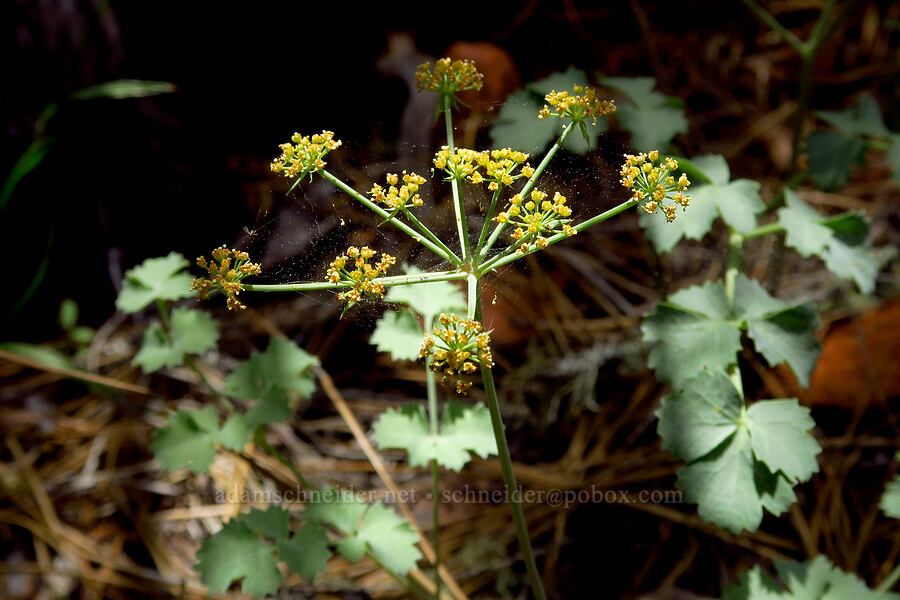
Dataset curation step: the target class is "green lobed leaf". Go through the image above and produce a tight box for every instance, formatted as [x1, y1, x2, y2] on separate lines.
[151, 406, 219, 473]
[349, 502, 422, 574]
[721, 563, 784, 600]
[490, 89, 561, 154]
[677, 426, 762, 534]
[240, 506, 291, 542]
[617, 104, 688, 152]
[888, 134, 900, 185]
[373, 401, 498, 471]
[115, 252, 194, 313]
[817, 95, 889, 139]
[642, 281, 741, 390]
[195, 519, 282, 597]
[278, 522, 331, 581]
[724, 555, 900, 600]
[657, 370, 821, 533]
[151, 407, 251, 474]
[805, 131, 866, 191]
[304, 488, 422, 575]
[304, 488, 368, 534]
[599, 75, 687, 151]
[732, 275, 821, 388]
[754, 461, 797, 517]
[132, 308, 219, 373]
[217, 415, 253, 452]
[639, 155, 764, 252]
[226, 337, 317, 399]
[881, 456, 900, 520]
[777, 189, 878, 293]
[370, 310, 424, 362]
[385, 266, 466, 324]
[656, 367, 742, 463]
[490, 68, 609, 155]
[243, 387, 292, 429]
[745, 400, 820, 482]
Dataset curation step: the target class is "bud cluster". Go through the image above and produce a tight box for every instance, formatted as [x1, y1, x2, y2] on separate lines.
[433, 147, 534, 191]
[619, 151, 691, 222]
[270, 131, 341, 181]
[538, 85, 616, 125]
[192, 247, 262, 311]
[419, 314, 494, 394]
[326, 246, 397, 308]
[369, 171, 427, 211]
[494, 189, 577, 251]
[415, 58, 484, 95]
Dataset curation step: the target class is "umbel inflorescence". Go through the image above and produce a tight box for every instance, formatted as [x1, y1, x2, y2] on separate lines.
[495, 189, 576, 251]
[538, 85, 617, 125]
[193, 58, 691, 397]
[326, 246, 397, 309]
[620, 151, 691, 222]
[370, 171, 427, 211]
[419, 314, 494, 394]
[270, 130, 341, 181]
[191, 247, 262, 311]
[415, 57, 484, 95]
[433, 147, 534, 190]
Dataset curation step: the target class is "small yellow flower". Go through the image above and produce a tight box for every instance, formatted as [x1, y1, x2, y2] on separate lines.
[327, 246, 396, 311]
[415, 58, 484, 95]
[270, 130, 341, 182]
[539, 86, 616, 125]
[192, 247, 262, 311]
[619, 151, 691, 221]
[370, 171, 427, 211]
[419, 313, 493, 394]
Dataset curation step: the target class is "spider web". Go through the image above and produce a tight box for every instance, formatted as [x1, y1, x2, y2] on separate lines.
[228, 95, 629, 332]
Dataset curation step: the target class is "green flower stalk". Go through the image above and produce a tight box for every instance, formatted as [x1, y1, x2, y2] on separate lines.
[189, 56, 695, 600]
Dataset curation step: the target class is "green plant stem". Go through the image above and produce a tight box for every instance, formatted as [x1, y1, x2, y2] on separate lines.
[402, 207, 460, 265]
[743, 222, 785, 239]
[253, 427, 314, 489]
[741, 0, 839, 175]
[154, 299, 235, 412]
[479, 124, 576, 260]
[443, 95, 471, 261]
[877, 562, 900, 593]
[468, 277, 548, 600]
[319, 169, 461, 265]
[475, 188, 503, 257]
[724, 229, 746, 396]
[477, 198, 640, 275]
[244, 270, 468, 293]
[155, 299, 172, 331]
[740, 0, 805, 53]
[425, 357, 441, 600]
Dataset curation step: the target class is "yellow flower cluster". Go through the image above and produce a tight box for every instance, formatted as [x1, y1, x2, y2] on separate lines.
[415, 58, 484, 94]
[619, 151, 691, 222]
[419, 314, 494, 394]
[192, 246, 262, 311]
[433, 146, 533, 190]
[494, 189, 577, 251]
[326, 246, 396, 308]
[369, 171, 427, 211]
[270, 131, 341, 181]
[538, 85, 616, 124]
